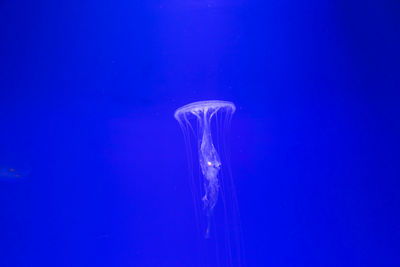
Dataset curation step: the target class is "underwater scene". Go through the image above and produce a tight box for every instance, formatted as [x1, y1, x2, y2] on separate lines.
[1, 0, 399, 266]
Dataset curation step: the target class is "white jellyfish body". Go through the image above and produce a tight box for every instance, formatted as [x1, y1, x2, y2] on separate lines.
[175, 100, 243, 266]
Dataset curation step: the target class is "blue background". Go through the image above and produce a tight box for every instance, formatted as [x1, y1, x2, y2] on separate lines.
[1, 0, 399, 266]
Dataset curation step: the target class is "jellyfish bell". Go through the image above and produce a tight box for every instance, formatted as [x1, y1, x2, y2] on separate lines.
[175, 100, 244, 266]
[174, 100, 236, 120]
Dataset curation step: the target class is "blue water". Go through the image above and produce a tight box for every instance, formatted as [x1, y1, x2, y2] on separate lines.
[1, 0, 399, 266]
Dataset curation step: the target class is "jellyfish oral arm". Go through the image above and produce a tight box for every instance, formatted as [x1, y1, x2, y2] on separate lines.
[198, 111, 222, 237]
[200, 136, 221, 213]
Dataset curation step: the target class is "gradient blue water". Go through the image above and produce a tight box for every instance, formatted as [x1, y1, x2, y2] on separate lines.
[1, 0, 399, 266]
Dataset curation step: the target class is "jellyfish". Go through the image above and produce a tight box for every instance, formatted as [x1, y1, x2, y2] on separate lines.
[0, 163, 31, 181]
[175, 100, 244, 266]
